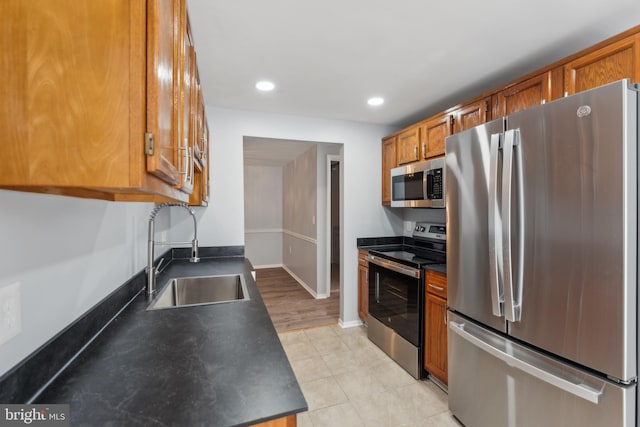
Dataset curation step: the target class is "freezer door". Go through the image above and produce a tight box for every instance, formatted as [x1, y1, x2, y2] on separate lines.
[504, 80, 637, 381]
[445, 118, 506, 333]
[448, 312, 636, 427]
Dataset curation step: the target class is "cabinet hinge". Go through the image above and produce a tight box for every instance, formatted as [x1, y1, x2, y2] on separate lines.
[144, 132, 155, 155]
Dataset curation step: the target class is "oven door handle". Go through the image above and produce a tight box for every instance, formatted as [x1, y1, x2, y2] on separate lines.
[365, 255, 421, 278]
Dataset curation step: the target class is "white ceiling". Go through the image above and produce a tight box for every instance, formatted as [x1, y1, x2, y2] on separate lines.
[187, 0, 640, 128]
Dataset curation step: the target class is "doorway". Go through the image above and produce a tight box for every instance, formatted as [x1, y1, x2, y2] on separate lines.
[327, 156, 340, 295]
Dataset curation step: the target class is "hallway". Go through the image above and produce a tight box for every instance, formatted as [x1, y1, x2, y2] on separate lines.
[255, 267, 340, 332]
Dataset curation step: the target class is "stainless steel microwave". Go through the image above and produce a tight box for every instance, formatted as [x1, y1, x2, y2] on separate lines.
[390, 158, 445, 208]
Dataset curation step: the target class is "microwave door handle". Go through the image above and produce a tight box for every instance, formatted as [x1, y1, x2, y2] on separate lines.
[488, 133, 504, 317]
[424, 170, 430, 200]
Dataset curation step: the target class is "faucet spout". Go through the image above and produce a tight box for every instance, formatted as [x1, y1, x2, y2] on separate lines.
[147, 203, 200, 296]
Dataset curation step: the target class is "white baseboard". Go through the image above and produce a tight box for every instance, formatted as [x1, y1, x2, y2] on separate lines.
[252, 263, 284, 269]
[339, 319, 364, 329]
[282, 265, 319, 299]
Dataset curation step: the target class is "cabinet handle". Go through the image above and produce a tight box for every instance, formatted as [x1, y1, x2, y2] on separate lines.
[414, 146, 418, 159]
[179, 142, 188, 174]
[428, 283, 444, 292]
[179, 144, 193, 185]
[188, 147, 194, 185]
[422, 143, 426, 157]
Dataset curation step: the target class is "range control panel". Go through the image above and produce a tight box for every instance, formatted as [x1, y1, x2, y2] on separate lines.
[413, 222, 446, 241]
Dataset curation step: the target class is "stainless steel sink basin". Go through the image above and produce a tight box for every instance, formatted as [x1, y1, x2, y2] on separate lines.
[147, 274, 249, 310]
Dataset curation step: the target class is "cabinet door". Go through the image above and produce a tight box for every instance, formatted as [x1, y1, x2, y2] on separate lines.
[381, 136, 396, 205]
[564, 33, 640, 96]
[146, 0, 181, 185]
[396, 127, 420, 165]
[176, 6, 194, 194]
[421, 115, 452, 159]
[452, 98, 490, 134]
[493, 71, 552, 118]
[426, 270, 447, 299]
[424, 293, 448, 384]
[358, 261, 369, 322]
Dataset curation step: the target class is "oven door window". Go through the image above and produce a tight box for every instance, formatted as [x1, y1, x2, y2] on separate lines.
[368, 263, 421, 346]
[392, 171, 424, 201]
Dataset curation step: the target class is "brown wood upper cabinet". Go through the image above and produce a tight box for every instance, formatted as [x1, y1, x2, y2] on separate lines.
[420, 115, 452, 159]
[452, 98, 491, 134]
[0, 0, 208, 203]
[564, 33, 640, 96]
[492, 71, 554, 118]
[176, 7, 195, 195]
[381, 136, 397, 205]
[146, 0, 182, 188]
[396, 127, 421, 165]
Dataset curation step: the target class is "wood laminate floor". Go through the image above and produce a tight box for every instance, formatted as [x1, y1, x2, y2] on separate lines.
[255, 268, 340, 332]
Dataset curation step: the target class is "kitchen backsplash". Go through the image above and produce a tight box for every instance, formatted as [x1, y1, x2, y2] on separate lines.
[402, 208, 446, 236]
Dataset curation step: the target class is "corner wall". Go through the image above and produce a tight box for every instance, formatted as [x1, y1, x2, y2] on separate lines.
[244, 165, 284, 267]
[283, 145, 318, 295]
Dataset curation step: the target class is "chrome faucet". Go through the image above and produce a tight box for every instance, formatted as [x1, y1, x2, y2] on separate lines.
[147, 203, 200, 295]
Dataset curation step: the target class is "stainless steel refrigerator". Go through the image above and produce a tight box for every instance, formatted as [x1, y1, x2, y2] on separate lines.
[445, 79, 638, 427]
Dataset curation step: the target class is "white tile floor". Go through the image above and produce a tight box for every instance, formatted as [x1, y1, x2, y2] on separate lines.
[279, 324, 462, 427]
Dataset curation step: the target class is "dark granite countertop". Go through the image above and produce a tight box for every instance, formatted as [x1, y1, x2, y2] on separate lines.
[35, 257, 307, 426]
[425, 264, 447, 275]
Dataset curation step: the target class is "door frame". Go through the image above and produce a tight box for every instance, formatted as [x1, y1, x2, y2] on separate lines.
[326, 154, 341, 296]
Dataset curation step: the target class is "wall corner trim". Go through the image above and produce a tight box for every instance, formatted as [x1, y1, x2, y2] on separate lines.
[282, 265, 319, 299]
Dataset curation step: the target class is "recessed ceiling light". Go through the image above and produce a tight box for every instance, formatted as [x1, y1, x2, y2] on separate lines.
[256, 80, 275, 91]
[367, 97, 384, 106]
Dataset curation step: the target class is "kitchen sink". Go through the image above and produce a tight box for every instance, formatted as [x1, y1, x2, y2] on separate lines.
[147, 274, 249, 310]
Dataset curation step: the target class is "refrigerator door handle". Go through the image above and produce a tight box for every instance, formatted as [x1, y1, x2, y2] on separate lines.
[449, 320, 604, 404]
[501, 129, 523, 322]
[488, 132, 504, 317]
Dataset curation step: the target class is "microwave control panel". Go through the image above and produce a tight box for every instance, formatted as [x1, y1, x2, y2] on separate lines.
[427, 168, 443, 200]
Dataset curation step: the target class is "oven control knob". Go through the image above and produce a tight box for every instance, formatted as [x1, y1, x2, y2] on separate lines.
[414, 225, 419, 231]
[419, 226, 426, 232]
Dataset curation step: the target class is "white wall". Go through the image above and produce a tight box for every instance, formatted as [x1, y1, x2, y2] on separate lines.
[283, 145, 318, 294]
[0, 190, 189, 377]
[402, 208, 447, 236]
[244, 165, 284, 267]
[193, 106, 403, 326]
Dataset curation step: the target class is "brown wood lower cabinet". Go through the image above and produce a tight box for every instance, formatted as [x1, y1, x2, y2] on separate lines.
[424, 270, 447, 385]
[358, 250, 369, 322]
[251, 414, 296, 427]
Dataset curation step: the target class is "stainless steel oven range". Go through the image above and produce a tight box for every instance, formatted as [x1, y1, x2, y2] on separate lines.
[365, 222, 446, 379]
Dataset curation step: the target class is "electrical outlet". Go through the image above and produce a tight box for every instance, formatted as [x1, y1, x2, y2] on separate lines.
[0, 282, 22, 345]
